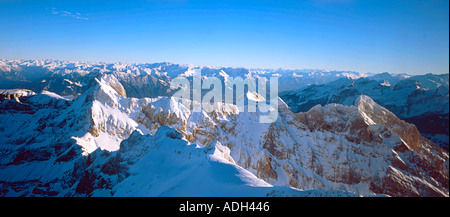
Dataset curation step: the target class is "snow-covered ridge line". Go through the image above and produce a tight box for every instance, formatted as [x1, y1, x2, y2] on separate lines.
[92, 126, 360, 197]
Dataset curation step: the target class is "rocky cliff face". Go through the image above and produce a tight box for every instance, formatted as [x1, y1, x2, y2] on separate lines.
[284, 96, 448, 196]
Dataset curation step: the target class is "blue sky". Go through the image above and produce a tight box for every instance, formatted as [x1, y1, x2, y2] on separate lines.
[0, 0, 448, 75]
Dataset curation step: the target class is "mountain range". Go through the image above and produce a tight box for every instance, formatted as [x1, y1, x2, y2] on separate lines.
[280, 72, 449, 150]
[0, 59, 448, 197]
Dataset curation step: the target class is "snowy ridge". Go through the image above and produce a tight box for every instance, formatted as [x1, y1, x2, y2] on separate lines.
[92, 126, 357, 197]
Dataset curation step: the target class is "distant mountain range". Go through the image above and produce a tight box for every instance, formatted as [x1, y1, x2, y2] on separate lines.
[0, 59, 367, 95]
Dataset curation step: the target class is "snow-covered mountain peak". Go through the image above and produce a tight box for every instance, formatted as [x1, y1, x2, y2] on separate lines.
[355, 95, 378, 111]
[204, 140, 236, 164]
[154, 125, 186, 141]
[93, 76, 122, 107]
[99, 74, 127, 97]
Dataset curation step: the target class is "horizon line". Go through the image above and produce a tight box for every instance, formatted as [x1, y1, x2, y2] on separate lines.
[1, 58, 449, 76]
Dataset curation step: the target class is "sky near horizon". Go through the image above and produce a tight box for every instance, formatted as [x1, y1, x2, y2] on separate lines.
[0, 0, 448, 75]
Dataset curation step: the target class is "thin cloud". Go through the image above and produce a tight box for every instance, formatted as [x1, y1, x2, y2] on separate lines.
[51, 8, 88, 20]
